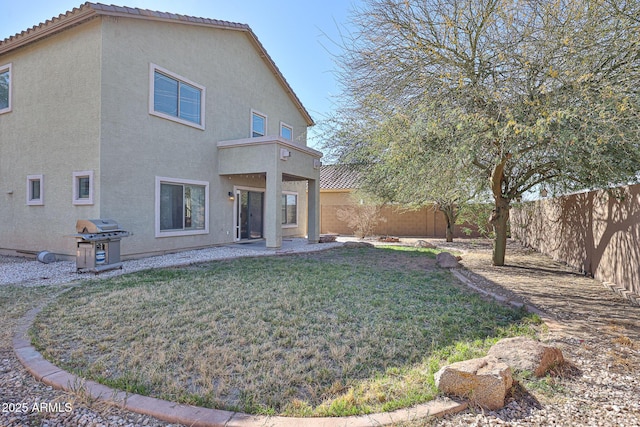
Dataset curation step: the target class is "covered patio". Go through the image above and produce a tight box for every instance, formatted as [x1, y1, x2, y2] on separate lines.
[217, 136, 322, 248]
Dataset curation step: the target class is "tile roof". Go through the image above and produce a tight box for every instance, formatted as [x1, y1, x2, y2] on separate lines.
[0, 2, 313, 126]
[86, 3, 250, 30]
[320, 164, 364, 190]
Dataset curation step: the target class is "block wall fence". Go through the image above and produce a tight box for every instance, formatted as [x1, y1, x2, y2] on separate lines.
[511, 184, 640, 302]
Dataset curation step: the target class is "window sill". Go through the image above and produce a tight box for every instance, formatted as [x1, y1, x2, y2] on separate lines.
[150, 111, 205, 130]
[155, 229, 209, 238]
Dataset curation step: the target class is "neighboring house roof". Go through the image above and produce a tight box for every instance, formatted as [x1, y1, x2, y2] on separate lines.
[0, 2, 314, 126]
[320, 164, 364, 190]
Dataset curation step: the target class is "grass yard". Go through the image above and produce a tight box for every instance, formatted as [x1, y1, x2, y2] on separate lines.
[31, 246, 541, 417]
[1, 285, 53, 345]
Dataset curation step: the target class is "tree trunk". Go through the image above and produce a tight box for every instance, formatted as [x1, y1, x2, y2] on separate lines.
[489, 156, 511, 266]
[490, 197, 510, 266]
[439, 204, 457, 242]
[445, 214, 454, 242]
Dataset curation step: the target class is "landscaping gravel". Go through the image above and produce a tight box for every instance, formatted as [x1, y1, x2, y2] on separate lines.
[0, 239, 343, 287]
[429, 239, 640, 427]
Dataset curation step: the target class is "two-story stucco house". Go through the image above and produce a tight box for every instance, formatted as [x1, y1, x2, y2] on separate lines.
[0, 3, 322, 259]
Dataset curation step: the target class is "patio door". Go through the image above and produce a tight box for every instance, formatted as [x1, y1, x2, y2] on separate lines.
[235, 189, 264, 240]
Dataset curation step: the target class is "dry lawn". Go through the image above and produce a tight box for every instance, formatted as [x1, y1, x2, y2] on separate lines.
[31, 246, 540, 416]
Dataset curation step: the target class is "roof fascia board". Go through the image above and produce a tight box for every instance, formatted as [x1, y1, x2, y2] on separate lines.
[0, 6, 97, 55]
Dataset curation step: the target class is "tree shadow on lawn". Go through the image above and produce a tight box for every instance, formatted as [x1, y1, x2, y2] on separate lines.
[31, 246, 541, 416]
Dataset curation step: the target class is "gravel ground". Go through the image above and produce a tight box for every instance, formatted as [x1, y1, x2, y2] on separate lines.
[425, 239, 640, 427]
[2, 238, 639, 426]
[0, 239, 342, 287]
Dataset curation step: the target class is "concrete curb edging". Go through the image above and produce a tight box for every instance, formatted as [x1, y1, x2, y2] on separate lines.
[14, 304, 468, 427]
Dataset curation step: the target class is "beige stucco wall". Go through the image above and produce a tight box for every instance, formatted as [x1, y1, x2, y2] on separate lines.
[216, 139, 320, 247]
[1, 14, 315, 258]
[282, 180, 308, 239]
[511, 184, 640, 297]
[0, 20, 102, 256]
[97, 17, 313, 256]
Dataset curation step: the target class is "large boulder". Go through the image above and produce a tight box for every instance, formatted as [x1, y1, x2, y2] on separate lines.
[487, 337, 564, 377]
[436, 251, 461, 268]
[414, 240, 436, 249]
[434, 356, 513, 410]
[319, 234, 338, 243]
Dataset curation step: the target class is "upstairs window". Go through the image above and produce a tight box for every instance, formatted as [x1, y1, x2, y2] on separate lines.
[251, 110, 266, 137]
[150, 64, 205, 129]
[0, 63, 11, 114]
[280, 122, 293, 140]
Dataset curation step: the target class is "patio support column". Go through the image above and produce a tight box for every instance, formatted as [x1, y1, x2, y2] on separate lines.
[307, 178, 320, 243]
[265, 170, 282, 248]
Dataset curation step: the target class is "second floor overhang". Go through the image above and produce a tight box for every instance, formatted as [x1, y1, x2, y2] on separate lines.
[217, 136, 322, 180]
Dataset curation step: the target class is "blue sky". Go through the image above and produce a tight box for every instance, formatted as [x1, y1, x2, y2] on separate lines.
[1, 1, 360, 148]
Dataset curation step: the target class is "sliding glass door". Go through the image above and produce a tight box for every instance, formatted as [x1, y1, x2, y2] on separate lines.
[235, 189, 264, 240]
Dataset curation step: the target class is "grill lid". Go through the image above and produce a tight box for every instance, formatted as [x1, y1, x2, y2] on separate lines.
[76, 219, 122, 234]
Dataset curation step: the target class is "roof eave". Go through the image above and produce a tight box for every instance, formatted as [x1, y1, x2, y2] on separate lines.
[0, 3, 97, 55]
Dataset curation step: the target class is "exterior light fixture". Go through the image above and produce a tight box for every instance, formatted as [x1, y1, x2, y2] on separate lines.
[228, 191, 235, 201]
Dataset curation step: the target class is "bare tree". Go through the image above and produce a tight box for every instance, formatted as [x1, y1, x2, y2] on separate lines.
[336, 191, 387, 238]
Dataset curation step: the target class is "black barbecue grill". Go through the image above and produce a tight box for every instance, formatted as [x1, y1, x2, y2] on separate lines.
[73, 219, 129, 273]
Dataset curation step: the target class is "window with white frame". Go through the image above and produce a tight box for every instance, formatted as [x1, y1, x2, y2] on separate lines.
[150, 64, 205, 129]
[281, 192, 298, 226]
[0, 63, 12, 114]
[26, 175, 43, 205]
[280, 122, 293, 140]
[156, 177, 209, 237]
[73, 171, 94, 205]
[251, 110, 266, 137]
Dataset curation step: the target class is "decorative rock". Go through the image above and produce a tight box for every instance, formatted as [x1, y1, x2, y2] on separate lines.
[436, 252, 461, 268]
[343, 241, 374, 248]
[414, 240, 436, 249]
[319, 234, 338, 243]
[487, 336, 564, 377]
[434, 356, 513, 410]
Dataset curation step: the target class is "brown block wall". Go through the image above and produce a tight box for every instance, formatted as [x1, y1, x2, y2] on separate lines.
[320, 190, 474, 238]
[511, 184, 640, 297]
